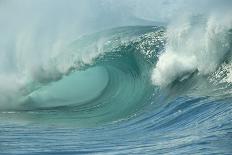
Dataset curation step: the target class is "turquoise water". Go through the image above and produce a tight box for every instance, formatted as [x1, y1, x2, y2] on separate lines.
[1, 26, 232, 154]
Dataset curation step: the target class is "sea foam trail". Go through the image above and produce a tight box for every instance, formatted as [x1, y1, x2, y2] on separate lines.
[152, 12, 232, 87]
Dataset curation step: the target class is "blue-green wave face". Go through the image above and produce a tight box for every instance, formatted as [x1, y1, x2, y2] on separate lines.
[0, 26, 166, 126]
[1, 23, 232, 154]
[1, 25, 232, 128]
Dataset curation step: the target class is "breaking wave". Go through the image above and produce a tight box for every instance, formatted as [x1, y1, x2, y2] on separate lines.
[1, 17, 232, 154]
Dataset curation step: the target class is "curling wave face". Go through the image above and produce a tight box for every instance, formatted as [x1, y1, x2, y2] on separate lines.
[0, 26, 166, 126]
[1, 23, 232, 154]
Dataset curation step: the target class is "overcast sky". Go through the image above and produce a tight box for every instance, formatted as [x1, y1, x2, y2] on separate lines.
[0, 0, 231, 36]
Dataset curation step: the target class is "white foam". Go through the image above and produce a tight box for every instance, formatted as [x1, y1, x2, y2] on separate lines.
[152, 12, 232, 87]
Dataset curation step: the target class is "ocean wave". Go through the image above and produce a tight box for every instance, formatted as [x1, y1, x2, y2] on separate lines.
[1, 1, 232, 155]
[152, 13, 232, 87]
[1, 23, 232, 122]
[0, 26, 166, 126]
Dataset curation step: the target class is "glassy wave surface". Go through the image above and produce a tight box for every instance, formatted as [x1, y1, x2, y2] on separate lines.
[1, 24, 232, 154]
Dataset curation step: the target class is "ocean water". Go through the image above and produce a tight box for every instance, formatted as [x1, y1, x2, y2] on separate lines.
[1, 1, 232, 154]
[0, 25, 232, 155]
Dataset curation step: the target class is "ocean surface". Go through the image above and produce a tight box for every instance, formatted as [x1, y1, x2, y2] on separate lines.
[0, 24, 232, 155]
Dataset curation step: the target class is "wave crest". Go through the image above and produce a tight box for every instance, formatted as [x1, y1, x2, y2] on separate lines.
[152, 13, 232, 86]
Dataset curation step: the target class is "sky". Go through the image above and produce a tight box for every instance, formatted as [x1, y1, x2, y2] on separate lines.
[0, 0, 231, 36]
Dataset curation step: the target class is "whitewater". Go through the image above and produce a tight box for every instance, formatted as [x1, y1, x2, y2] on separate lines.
[0, 0, 232, 154]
